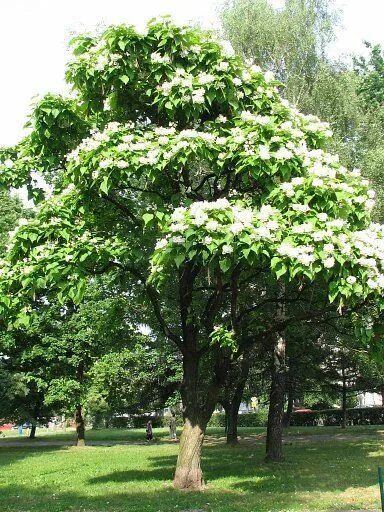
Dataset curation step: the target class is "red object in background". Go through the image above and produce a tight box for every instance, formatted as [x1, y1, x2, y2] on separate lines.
[0, 423, 14, 430]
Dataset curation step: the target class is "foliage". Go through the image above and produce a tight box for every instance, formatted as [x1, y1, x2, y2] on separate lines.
[0, 191, 25, 255]
[220, 0, 339, 105]
[207, 410, 268, 427]
[1, 17, 384, 483]
[0, 18, 382, 325]
[0, 365, 28, 423]
[354, 42, 384, 107]
[87, 341, 182, 419]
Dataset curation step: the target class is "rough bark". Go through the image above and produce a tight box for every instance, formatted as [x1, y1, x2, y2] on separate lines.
[173, 262, 232, 490]
[173, 345, 227, 490]
[265, 332, 286, 462]
[75, 404, 86, 446]
[174, 418, 206, 490]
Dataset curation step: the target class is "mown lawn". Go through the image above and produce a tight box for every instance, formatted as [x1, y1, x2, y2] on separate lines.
[1, 428, 383, 512]
[2, 424, 383, 443]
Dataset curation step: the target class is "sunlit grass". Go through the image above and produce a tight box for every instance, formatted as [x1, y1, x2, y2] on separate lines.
[1, 428, 383, 511]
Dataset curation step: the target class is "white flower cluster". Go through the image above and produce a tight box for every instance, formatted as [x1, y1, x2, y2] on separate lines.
[151, 200, 283, 270]
[66, 123, 128, 163]
[151, 52, 171, 64]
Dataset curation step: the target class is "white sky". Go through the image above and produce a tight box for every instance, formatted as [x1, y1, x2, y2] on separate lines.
[1, 0, 384, 147]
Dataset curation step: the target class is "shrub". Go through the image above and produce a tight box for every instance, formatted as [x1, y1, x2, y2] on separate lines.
[289, 407, 384, 427]
[207, 409, 268, 428]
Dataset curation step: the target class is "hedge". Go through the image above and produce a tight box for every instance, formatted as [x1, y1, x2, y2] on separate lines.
[207, 410, 268, 428]
[108, 411, 269, 429]
[289, 407, 384, 427]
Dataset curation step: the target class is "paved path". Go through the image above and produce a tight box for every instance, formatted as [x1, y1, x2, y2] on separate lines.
[1, 431, 383, 448]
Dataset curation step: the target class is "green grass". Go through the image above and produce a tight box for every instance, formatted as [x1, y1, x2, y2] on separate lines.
[0, 426, 235, 442]
[1, 424, 382, 443]
[1, 427, 383, 511]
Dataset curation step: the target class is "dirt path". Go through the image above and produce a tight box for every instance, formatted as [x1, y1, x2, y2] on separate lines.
[1, 431, 383, 448]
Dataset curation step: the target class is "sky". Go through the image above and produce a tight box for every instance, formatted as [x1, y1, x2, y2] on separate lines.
[1, 0, 384, 147]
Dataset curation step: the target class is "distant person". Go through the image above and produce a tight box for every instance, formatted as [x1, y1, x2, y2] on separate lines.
[169, 413, 177, 440]
[146, 420, 153, 442]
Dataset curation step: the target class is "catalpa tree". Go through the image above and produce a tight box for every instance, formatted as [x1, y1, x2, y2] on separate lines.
[0, 18, 383, 489]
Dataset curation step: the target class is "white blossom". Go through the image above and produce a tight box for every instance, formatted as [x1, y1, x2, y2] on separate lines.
[323, 256, 335, 268]
[222, 244, 233, 254]
[155, 239, 168, 250]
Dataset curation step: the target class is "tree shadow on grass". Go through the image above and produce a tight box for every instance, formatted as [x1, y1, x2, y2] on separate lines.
[1, 438, 383, 512]
[88, 439, 384, 493]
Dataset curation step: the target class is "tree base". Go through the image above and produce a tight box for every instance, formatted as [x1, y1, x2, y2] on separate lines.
[265, 453, 284, 463]
[173, 467, 205, 491]
[76, 439, 86, 447]
[173, 420, 205, 491]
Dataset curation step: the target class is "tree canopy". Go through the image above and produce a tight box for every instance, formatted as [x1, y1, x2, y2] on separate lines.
[0, 17, 384, 489]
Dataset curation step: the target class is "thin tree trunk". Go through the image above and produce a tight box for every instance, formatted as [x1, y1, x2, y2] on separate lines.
[283, 380, 294, 428]
[341, 368, 347, 429]
[29, 422, 37, 439]
[381, 384, 384, 407]
[221, 401, 229, 433]
[29, 405, 39, 439]
[226, 404, 240, 445]
[226, 355, 250, 445]
[265, 332, 286, 462]
[75, 405, 86, 446]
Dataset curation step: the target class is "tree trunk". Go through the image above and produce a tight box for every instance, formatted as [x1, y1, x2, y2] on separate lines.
[341, 369, 347, 429]
[174, 342, 206, 490]
[75, 405, 86, 446]
[265, 332, 286, 462]
[226, 355, 250, 445]
[226, 405, 239, 445]
[283, 380, 294, 428]
[173, 346, 228, 489]
[221, 401, 229, 433]
[174, 417, 206, 490]
[381, 384, 384, 407]
[29, 422, 37, 439]
[173, 263, 229, 490]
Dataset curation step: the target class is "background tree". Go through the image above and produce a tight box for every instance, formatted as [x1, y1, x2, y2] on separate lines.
[87, 339, 182, 425]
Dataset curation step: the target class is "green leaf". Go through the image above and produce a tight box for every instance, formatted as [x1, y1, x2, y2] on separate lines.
[120, 75, 129, 84]
[100, 177, 110, 194]
[143, 213, 154, 225]
[174, 254, 185, 268]
[219, 258, 231, 273]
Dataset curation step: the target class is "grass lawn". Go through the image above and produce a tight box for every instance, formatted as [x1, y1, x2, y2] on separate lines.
[2, 424, 383, 443]
[1, 427, 383, 512]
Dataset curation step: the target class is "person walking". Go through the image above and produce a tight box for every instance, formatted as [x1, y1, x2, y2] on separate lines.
[169, 413, 177, 440]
